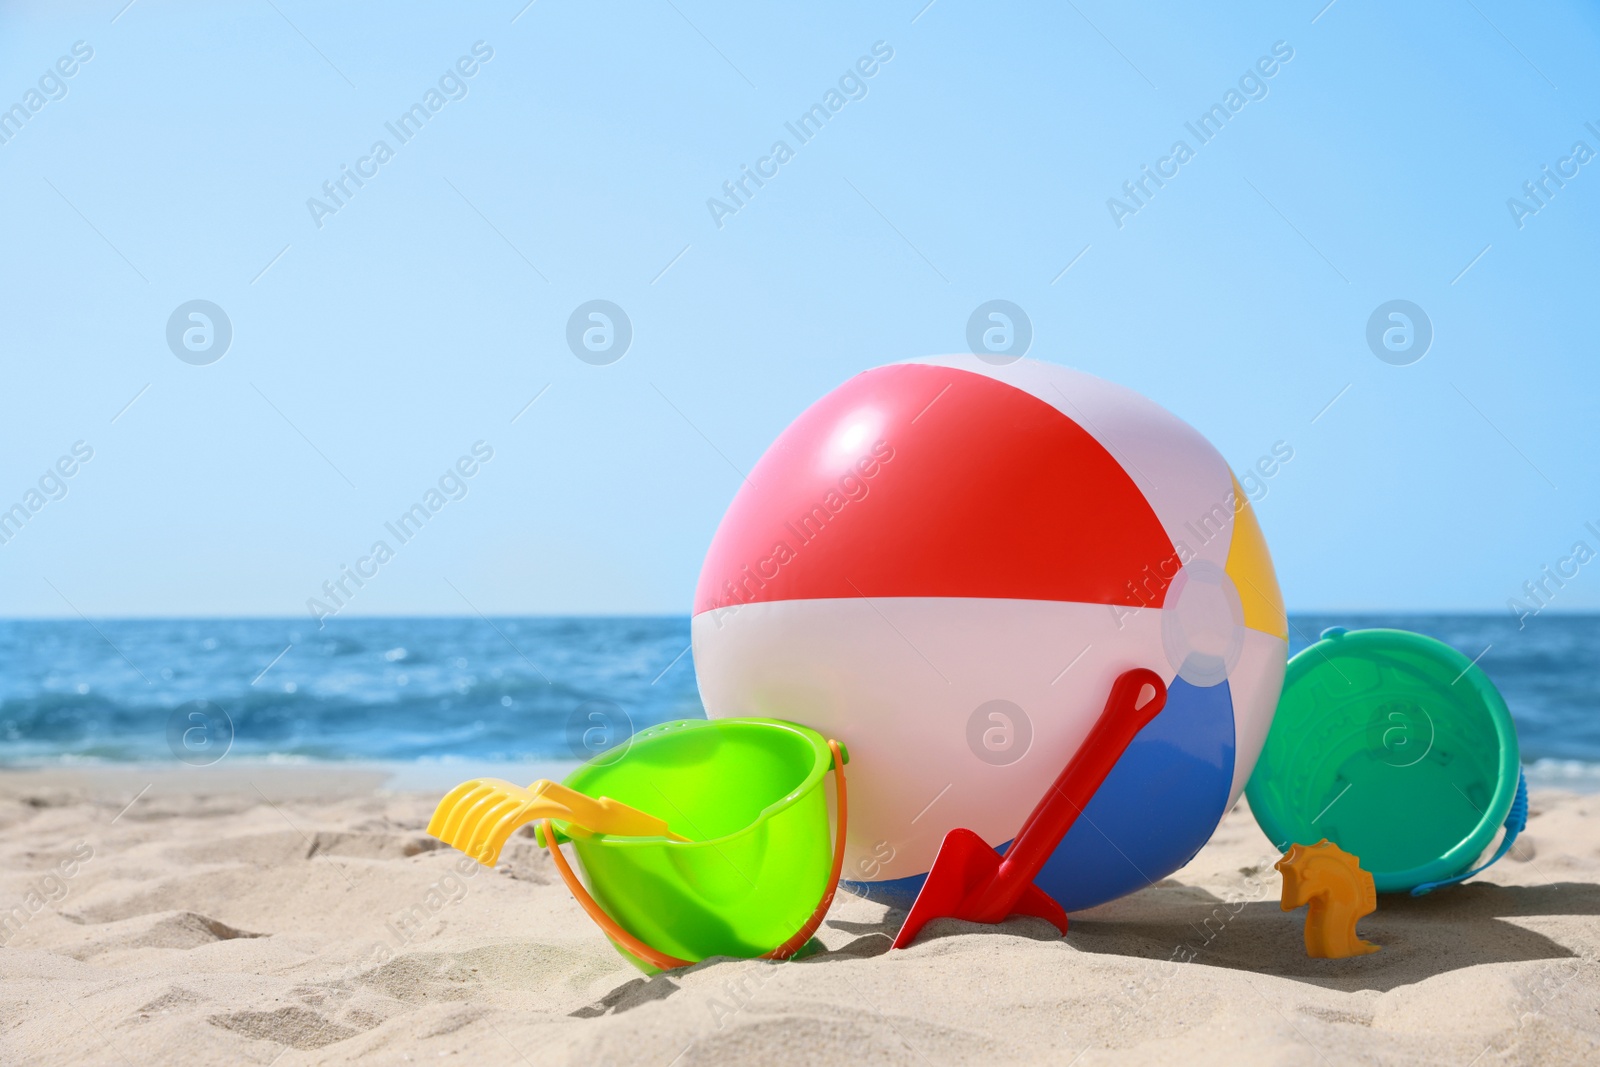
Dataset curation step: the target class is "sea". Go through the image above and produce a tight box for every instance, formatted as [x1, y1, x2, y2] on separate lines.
[2, 614, 1596, 788]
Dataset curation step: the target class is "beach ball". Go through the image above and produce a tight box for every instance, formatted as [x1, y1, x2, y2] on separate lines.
[690, 356, 1287, 912]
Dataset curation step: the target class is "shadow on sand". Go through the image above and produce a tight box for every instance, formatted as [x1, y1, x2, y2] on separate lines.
[566, 878, 1599, 1016]
[1061, 879, 1599, 993]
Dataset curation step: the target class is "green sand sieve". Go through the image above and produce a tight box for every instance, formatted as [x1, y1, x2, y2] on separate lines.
[1246, 627, 1526, 895]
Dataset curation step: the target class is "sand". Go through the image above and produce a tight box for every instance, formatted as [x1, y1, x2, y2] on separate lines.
[1, 764, 1596, 1066]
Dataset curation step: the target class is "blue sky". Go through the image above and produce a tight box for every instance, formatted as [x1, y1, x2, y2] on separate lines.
[2, 0, 1597, 618]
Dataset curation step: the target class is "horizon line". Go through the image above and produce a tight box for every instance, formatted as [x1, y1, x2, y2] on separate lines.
[1, 608, 1595, 622]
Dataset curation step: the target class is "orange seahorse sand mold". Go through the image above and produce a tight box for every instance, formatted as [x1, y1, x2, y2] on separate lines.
[1275, 839, 1380, 959]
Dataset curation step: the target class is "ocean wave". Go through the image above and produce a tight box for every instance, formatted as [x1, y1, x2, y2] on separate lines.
[1, 614, 1595, 767]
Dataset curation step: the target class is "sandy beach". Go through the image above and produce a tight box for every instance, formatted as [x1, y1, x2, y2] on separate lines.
[1, 765, 1595, 1066]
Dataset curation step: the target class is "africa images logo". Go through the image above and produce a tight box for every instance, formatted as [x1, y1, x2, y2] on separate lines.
[706, 41, 895, 229]
[703, 438, 895, 622]
[166, 300, 233, 365]
[306, 42, 495, 229]
[1106, 40, 1294, 228]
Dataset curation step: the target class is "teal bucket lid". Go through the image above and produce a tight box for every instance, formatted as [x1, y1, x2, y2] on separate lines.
[1246, 627, 1524, 894]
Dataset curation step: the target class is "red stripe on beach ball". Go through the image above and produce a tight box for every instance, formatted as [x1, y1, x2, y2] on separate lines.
[693, 364, 1176, 614]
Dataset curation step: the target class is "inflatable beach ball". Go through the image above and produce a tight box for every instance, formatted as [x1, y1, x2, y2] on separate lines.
[691, 356, 1287, 912]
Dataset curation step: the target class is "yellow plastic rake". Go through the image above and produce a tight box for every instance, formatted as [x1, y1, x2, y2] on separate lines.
[427, 778, 689, 867]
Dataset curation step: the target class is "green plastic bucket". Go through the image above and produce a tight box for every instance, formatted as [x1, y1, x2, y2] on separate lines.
[1246, 627, 1523, 894]
[543, 718, 844, 970]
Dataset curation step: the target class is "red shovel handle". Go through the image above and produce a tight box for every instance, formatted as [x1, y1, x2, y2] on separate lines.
[1000, 668, 1167, 881]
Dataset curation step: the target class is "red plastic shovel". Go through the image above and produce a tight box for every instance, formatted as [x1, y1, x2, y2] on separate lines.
[892, 667, 1168, 948]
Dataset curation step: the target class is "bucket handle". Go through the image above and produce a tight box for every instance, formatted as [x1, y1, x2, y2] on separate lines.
[1409, 769, 1528, 896]
[541, 738, 850, 971]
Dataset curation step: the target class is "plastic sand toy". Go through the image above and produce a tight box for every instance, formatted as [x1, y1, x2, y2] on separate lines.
[1247, 626, 1526, 895]
[431, 718, 848, 972]
[1276, 839, 1380, 958]
[691, 356, 1290, 914]
[893, 669, 1167, 948]
[429, 779, 690, 862]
